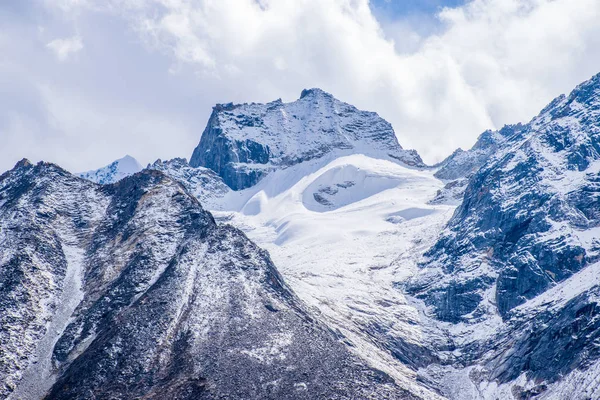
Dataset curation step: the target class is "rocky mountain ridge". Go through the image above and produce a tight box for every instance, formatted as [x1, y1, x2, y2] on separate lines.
[406, 72, 600, 398]
[147, 157, 231, 210]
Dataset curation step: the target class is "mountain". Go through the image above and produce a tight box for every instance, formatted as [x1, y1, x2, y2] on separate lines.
[196, 74, 600, 399]
[5, 74, 600, 400]
[189, 88, 425, 190]
[78, 156, 231, 210]
[412, 72, 600, 321]
[78, 155, 142, 184]
[0, 160, 416, 399]
[405, 72, 600, 397]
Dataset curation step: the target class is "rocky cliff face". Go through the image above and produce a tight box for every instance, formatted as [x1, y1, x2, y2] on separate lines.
[407, 72, 600, 397]
[0, 160, 415, 400]
[190, 88, 424, 190]
[413, 72, 600, 321]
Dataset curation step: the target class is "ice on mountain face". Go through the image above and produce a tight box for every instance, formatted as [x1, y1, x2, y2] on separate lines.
[0, 160, 416, 400]
[301, 163, 406, 212]
[78, 155, 142, 184]
[210, 154, 454, 399]
[190, 88, 425, 190]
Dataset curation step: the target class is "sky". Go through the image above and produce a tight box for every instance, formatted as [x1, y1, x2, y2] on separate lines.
[1, 0, 600, 173]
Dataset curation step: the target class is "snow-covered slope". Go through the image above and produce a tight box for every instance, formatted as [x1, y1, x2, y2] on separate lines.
[78, 154, 142, 184]
[0, 160, 416, 400]
[209, 153, 453, 399]
[193, 73, 600, 400]
[190, 88, 425, 190]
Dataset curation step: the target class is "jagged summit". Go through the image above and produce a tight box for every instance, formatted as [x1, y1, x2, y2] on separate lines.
[149, 156, 188, 166]
[148, 157, 231, 210]
[2, 158, 34, 181]
[436, 72, 600, 182]
[431, 73, 600, 201]
[434, 123, 524, 181]
[540, 71, 600, 117]
[190, 89, 424, 190]
[14, 158, 32, 169]
[299, 87, 333, 99]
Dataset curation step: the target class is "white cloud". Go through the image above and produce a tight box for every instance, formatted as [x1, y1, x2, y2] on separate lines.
[0, 80, 194, 173]
[47, 35, 83, 61]
[2, 0, 600, 174]
[105, 0, 600, 162]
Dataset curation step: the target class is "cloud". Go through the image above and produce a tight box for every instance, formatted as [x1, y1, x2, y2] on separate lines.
[107, 0, 600, 162]
[1, 0, 600, 174]
[47, 35, 83, 61]
[0, 7, 197, 173]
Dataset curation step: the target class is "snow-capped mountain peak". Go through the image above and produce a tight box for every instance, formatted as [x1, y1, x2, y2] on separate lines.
[13, 158, 33, 169]
[78, 154, 143, 184]
[404, 72, 600, 397]
[189, 88, 424, 190]
[147, 157, 231, 210]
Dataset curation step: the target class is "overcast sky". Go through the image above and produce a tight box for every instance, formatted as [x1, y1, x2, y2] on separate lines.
[1, 0, 600, 173]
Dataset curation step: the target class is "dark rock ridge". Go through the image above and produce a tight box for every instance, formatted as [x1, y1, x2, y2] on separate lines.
[190, 88, 425, 190]
[486, 284, 600, 386]
[408, 72, 600, 390]
[0, 160, 416, 399]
